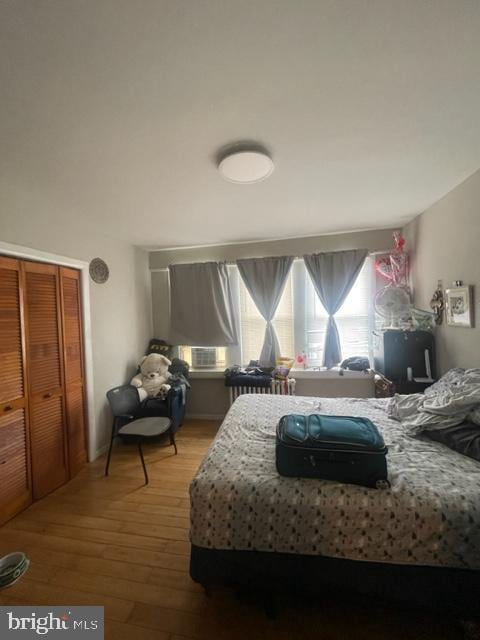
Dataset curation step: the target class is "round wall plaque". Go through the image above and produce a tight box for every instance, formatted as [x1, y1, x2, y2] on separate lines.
[89, 258, 109, 284]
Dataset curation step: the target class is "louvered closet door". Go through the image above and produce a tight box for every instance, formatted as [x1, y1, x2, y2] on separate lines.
[0, 257, 32, 524]
[24, 261, 68, 499]
[60, 267, 88, 477]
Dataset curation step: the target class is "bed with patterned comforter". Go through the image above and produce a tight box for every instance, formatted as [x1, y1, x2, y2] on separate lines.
[190, 394, 480, 570]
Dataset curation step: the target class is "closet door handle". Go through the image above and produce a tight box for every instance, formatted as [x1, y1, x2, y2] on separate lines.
[43, 393, 52, 399]
[3, 405, 13, 412]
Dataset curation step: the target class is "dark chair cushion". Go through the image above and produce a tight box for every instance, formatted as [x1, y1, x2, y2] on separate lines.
[425, 422, 480, 462]
[136, 385, 187, 431]
[146, 338, 174, 360]
[139, 396, 169, 418]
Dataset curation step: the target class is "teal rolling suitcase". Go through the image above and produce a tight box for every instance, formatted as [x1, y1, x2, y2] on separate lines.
[276, 414, 389, 489]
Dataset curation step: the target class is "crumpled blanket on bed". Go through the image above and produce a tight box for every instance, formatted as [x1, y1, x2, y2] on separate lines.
[389, 368, 480, 435]
[190, 394, 480, 570]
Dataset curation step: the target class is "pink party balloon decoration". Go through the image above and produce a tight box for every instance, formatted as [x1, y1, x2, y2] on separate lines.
[375, 255, 394, 281]
[375, 232, 409, 286]
[390, 251, 408, 286]
[393, 231, 406, 253]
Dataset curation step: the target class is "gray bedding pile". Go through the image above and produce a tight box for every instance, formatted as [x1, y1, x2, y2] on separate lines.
[389, 368, 480, 435]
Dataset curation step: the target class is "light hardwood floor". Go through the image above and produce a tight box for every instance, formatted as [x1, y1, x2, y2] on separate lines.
[0, 420, 462, 640]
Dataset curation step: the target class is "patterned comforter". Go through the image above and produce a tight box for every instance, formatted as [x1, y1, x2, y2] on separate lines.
[190, 394, 480, 569]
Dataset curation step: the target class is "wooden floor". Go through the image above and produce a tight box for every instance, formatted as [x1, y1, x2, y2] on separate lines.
[0, 420, 463, 640]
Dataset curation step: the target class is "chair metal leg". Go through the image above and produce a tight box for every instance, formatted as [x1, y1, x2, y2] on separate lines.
[138, 440, 149, 484]
[105, 421, 116, 476]
[169, 429, 178, 455]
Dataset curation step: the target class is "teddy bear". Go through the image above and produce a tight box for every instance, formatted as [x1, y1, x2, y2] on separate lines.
[130, 353, 172, 401]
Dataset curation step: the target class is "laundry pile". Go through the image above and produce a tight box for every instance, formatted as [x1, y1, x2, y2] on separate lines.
[389, 368, 480, 435]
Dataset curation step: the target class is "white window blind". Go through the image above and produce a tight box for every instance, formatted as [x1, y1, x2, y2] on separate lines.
[238, 271, 295, 363]
[302, 257, 374, 366]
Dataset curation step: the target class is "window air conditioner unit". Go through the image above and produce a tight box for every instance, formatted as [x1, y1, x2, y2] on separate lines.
[191, 347, 217, 369]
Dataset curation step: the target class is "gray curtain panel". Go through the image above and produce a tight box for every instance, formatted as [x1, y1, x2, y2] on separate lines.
[168, 262, 238, 346]
[304, 249, 368, 368]
[237, 256, 294, 366]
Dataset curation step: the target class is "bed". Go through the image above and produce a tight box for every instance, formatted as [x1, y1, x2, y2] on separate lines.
[189, 394, 480, 615]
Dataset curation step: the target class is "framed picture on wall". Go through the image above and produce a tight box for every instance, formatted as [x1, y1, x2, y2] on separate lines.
[445, 286, 474, 327]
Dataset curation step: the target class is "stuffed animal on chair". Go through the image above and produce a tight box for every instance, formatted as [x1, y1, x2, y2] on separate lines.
[131, 353, 172, 401]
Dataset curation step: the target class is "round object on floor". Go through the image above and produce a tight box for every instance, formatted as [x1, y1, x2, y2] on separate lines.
[0, 552, 30, 589]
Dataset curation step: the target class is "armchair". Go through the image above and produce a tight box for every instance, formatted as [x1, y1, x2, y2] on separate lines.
[135, 340, 190, 431]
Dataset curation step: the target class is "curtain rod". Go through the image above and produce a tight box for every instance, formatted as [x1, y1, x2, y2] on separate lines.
[150, 249, 389, 272]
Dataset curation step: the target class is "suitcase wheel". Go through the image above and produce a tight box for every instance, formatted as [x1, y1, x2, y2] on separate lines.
[375, 479, 391, 490]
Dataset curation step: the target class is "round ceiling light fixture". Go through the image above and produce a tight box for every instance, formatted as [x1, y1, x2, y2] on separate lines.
[218, 149, 274, 184]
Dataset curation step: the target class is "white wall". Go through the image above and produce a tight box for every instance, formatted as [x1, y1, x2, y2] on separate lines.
[1, 184, 153, 456]
[404, 169, 480, 373]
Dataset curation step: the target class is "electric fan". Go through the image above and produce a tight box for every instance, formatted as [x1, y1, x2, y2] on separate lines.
[375, 285, 411, 329]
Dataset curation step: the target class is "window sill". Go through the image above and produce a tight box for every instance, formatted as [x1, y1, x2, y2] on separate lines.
[292, 368, 374, 380]
[188, 368, 374, 380]
[189, 369, 225, 379]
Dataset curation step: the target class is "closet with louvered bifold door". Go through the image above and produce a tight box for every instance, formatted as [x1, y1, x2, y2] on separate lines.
[0, 257, 31, 525]
[60, 268, 88, 478]
[0, 257, 88, 523]
[24, 261, 69, 499]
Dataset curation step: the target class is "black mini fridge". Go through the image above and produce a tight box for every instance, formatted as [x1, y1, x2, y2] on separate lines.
[373, 330, 436, 394]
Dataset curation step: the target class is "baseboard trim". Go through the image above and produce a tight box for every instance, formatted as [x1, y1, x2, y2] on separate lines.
[92, 443, 109, 461]
[186, 413, 225, 421]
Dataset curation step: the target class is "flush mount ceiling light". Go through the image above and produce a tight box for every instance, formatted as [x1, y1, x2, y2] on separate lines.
[218, 149, 274, 184]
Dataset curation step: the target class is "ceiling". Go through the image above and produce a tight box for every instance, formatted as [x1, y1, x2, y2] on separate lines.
[1, 0, 480, 249]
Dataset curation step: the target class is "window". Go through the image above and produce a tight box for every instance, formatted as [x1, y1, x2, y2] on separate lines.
[238, 272, 294, 364]
[180, 257, 374, 369]
[179, 346, 226, 369]
[300, 258, 374, 366]
[236, 257, 374, 367]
